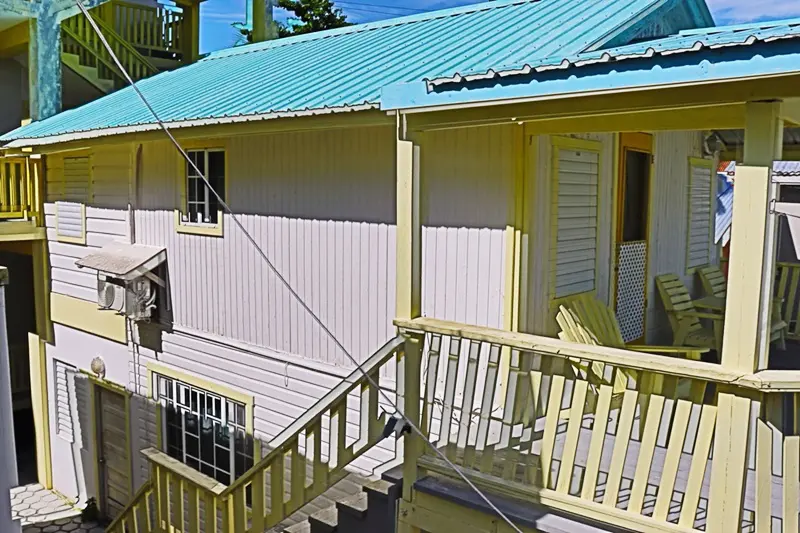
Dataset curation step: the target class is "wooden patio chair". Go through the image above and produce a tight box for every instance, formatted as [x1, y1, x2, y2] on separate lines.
[655, 274, 724, 355]
[556, 293, 707, 398]
[697, 265, 788, 349]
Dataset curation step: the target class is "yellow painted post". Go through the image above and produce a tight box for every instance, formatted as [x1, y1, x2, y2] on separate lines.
[396, 134, 421, 321]
[176, 1, 200, 63]
[401, 332, 423, 501]
[721, 101, 784, 373]
[27, 333, 52, 489]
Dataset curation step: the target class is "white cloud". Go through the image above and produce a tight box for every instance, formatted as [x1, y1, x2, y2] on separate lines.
[704, 0, 800, 23]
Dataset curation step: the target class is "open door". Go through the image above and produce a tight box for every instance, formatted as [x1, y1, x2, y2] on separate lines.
[614, 133, 653, 343]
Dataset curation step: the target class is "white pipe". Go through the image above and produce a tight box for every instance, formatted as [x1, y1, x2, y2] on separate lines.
[0, 268, 22, 532]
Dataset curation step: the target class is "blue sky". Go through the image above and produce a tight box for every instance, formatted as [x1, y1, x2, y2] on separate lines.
[200, 0, 800, 54]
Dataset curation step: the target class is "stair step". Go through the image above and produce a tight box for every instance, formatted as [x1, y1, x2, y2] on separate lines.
[363, 479, 401, 533]
[308, 506, 338, 533]
[61, 52, 114, 93]
[337, 492, 367, 518]
[283, 522, 311, 533]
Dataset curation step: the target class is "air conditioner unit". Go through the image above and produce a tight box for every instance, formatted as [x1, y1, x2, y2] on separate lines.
[97, 276, 157, 320]
[126, 277, 156, 321]
[98, 279, 126, 312]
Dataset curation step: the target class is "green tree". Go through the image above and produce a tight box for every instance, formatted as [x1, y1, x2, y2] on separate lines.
[233, 0, 350, 43]
[276, 0, 350, 37]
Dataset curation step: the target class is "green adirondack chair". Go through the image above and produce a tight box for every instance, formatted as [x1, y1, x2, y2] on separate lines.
[556, 293, 707, 395]
[656, 274, 724, 354]
[697, 265, 787, 350]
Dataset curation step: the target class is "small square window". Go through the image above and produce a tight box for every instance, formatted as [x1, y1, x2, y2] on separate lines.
[182, 150, 225, 227]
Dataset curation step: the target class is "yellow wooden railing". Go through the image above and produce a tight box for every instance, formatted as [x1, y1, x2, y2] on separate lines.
[62, 10, 160, 87]
[108, 335, 405, 533]
[395, 317, 800, 533]
[776, 261, 800, 340]
[95, 0, 186, 59]
[0, 158, 37, 221]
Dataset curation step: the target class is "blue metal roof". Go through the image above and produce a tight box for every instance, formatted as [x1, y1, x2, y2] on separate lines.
[381, 18, 800, 110]
[2, 0, 710, 144]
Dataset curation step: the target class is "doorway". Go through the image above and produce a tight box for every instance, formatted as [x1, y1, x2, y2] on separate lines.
[94, 385, 131, 520]
[614, 133, 653, 343]
[0, 246, 37, 485]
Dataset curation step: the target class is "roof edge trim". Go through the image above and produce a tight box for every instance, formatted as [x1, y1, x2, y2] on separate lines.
[1, 103, 380, 147]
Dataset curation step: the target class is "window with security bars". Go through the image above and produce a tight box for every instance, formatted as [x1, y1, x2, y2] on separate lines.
[154, 373, 253, 485]
[183, 150, 225, 225]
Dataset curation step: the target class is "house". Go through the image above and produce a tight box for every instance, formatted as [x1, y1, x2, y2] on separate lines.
[0, 0, 799, 532]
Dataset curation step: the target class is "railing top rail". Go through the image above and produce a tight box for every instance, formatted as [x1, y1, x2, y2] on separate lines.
[219, 334, 405, 497]
[395, 317, 800, 391]
[112, 0, 183, 11]
[141, 447, 227, 495]
[105, 478, 152, 532]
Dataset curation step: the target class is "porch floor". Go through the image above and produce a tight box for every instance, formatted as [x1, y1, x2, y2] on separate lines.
[429, 400, 782, 532]
[9, 484, 99, 532]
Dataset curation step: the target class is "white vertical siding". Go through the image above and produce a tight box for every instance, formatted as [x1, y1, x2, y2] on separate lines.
[46, 148, 132, 302]
[421, 125, 517, 329]
[136, 126, 396, 367]
[646, 131, 716, 343]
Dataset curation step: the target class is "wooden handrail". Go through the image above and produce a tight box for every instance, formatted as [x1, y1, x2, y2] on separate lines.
[218, 335, 404, 531]
[110, 0, 185, 55]
[394, 316, 800, 391]
[62, 11, 159, 87]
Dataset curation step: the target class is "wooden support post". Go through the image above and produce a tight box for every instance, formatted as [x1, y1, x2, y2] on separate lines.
[402, 332, 423, 502]
[721, 101, 784, 373]
[396, 134, 422, 321]
[176, 1, 200, 63]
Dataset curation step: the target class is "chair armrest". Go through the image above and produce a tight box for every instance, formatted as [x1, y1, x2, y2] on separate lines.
[674, 310, 725, 321]
[627, 345, 710, 354]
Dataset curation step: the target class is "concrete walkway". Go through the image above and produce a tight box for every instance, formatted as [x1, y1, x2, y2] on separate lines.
[10, 484, 103, 533]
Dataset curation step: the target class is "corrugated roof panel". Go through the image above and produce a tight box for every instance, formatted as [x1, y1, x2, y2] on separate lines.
[427, 18, 800, 86]
[2, 0, 701, 143]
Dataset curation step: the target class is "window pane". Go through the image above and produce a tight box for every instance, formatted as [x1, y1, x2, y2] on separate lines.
[200, 419, 215, 464]
[215, 445, 230, 473]
[185, 434, 199, 458]
[208, 151, 225, 201]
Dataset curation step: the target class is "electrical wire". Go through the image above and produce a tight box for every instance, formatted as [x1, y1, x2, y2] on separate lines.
[72, 3, 524, 532]
[336, 0, 427, 13]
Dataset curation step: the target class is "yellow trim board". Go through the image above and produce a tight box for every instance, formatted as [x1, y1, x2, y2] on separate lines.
[50, 293, 127, 344]
[174, 209, 224, 236]
[28, 334, 53, 489]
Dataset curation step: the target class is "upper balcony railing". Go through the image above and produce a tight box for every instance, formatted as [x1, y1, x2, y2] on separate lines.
[93, 0, 188, 62]
[0, 158, 39, 222]
[395, 317, 800, 533]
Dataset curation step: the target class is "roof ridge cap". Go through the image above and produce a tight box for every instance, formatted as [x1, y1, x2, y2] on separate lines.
[201, 0, 540, 61]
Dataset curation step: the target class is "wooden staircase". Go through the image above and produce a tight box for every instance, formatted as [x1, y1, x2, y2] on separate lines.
[60, 1, 184, 94]
[283, 475, 401, 533]
[105, 336, 406, 533]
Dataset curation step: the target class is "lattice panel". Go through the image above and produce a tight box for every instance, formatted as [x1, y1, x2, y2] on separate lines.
[615, 241, 647, 342]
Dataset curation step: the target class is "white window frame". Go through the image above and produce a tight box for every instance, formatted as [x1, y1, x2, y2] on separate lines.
[176, 149, 225, 236]
[153, 373, 252, 484]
